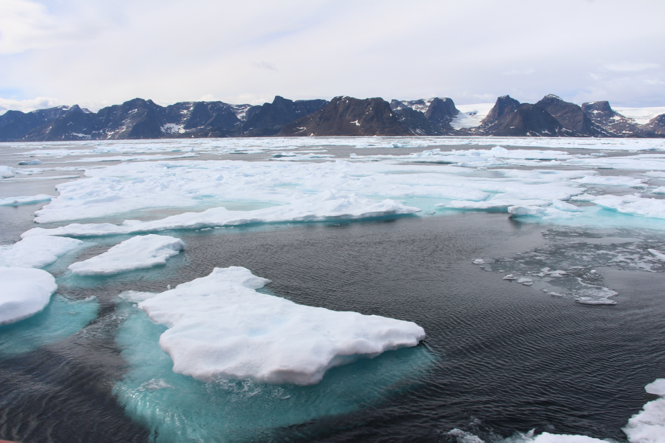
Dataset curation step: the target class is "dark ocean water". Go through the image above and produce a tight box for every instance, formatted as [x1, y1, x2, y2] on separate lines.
[2, 212, 665, 442]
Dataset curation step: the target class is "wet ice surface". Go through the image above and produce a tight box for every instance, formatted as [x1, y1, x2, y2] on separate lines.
[4, 137, 665, 442]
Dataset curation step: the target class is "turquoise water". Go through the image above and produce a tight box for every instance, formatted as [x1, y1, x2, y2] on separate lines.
[0, 295, 99, 356]
[113, 303, 436, 443]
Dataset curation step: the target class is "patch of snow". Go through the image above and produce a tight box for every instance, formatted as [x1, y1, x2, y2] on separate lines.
[614, 106, 665, 125]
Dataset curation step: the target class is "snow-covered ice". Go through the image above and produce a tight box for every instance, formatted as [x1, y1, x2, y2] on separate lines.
[136, 266, 426, 385]
[0, 267, 57, 325]
[68, 235, 184, 276]
[0, 165, 15, 178]
[24, 191, 421, 238]
[623, 378, 665, 443]
[0, 236, 83, 268]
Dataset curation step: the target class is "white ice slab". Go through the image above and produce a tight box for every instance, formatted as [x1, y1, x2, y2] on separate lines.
[68, 235, 184, 276]
[0, 267, 57, 325]
[623, 378, 665, 443]
[137, 266, 425, 385]
[592, 195, 665, 219]
[0, 165, 15, 178]
[24, 191, 421, 238]
[0, 194, 53, 206]
[0, 236, 83, 268]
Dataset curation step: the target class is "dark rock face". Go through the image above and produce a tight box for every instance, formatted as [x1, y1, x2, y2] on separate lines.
[645, 114, 665, 135]
[3, 94, 664, 141]
[481, 95, 521, 126]
[482, 103, 564, 137]
[0, 106, 75, 141]
[280, 96, 409, 136]
[535, 95, 600, 136]
[8, 96, 327, 141]
[581, 101, 647, 137]
[239, 96, 327, 136]
[389, 97, 460, 135]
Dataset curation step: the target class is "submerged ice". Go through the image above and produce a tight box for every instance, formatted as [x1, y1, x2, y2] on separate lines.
[136, 266, 426, 385]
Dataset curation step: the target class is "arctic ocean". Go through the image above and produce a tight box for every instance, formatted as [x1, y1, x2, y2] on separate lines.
[2, 136, 665, 442]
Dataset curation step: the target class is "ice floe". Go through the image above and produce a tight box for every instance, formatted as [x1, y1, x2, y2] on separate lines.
[592, 195, 665, 219]
[24, 191, 420, 238]
[68, 235, 184, 276]
[0, 165, 15, 178]
[622, 378, 665, 443]
[0, 194, 53, 206]
[136, 266, 425, 385]
[0, 236, 83, 268]
[0, 267, 57, 325]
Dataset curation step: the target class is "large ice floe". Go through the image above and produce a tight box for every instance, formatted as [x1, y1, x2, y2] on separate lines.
[134, 266, 425, 385]
[0, 267, 57, 325]
[68, 234, 184, 275]
[0, 236, 83, 268]
[24, 190, 420, 237]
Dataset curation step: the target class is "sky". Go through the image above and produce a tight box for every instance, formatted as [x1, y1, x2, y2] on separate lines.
[0, 0, 664, 114]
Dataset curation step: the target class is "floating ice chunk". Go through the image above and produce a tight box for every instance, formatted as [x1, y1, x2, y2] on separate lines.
[551, 200, 581, 212]
[503, 274, 517, 280]
[0, 194, 53, 206]
[648, 249, 665, 261]
[0, 267, 57, 325]
[574, 285, 618, 305]
[517, 277, 533, 286]
[24, 191, 420, 238]
[504, 430, 608, 442]
[593, 195, 665, 219]
[0, 236, 83, 268]
[0, 165, 15, 178]
[137, 266, 425, 385]
[69, 235, 184, 276]
[652, 187, 665, 195]
[17, 159, 42, 165]
[508, 206, 546, 216]
[623, 378, 665, 443]
[472, 259, 485, 265]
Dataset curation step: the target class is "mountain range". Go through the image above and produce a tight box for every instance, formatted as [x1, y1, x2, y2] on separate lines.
[1, 94, 663, 142]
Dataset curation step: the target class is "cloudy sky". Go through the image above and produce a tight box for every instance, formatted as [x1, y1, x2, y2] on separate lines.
[1, 0, 664, 113]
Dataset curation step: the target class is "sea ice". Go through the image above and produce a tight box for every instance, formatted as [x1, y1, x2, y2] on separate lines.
[68, 235, 184, 276]
[0, 236, 83, 268]
[623, 378, 665, 443]
[592, 195, 665, 219]
[24, 191, 421, 238]
[0, 194, 53, 206]
[0, 165, 15, 178]
[0, 267, 57, 325]
[136, 266, 426, 385]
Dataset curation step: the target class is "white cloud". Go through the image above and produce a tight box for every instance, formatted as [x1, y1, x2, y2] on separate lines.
[605, 62, 660, 72]
[0, 96, 62, 113]
[0, 0, 664, 109]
